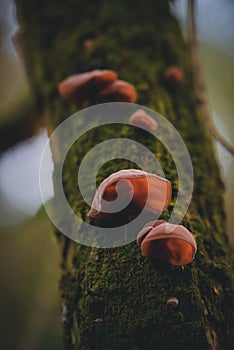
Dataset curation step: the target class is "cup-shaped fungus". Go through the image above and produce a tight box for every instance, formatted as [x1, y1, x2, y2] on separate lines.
[58, 69, 117, 104]
[137, 222, 197, 266]
[98, 80, 137, 103]
[129, 109, 158, 131]
[163, 66, 184, 85]
[88, 169, 171, 221]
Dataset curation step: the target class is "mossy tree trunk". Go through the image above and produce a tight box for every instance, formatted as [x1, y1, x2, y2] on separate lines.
[16, 0, 234, 349]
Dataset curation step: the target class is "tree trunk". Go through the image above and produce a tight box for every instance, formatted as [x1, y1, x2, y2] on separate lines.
[15, 1, 234, 349]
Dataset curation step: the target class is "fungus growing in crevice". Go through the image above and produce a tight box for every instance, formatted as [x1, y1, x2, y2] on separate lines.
[137, 222, 197, 266]
[129, 109, 158, 131]
[163, 66, 184, 85]
[88, 169, 171, 221]
[58, 69, 117, 104]
[98, 80, 137, 103]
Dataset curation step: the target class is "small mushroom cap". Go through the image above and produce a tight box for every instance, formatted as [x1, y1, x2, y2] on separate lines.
[129, 109, 158, 131]
[163, 66, 184, 85]
[140, 223, 197, 266]
[58, 69, 117, 103]
[88, 169, 171, 221]
[98, 80, 138, 103]
[137, 220, 167, 246]
[167, 297, 179, 307]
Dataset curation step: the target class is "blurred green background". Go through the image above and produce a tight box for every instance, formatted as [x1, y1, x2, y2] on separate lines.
[0, 210, 63, 350]
[0, 0, 233, 349]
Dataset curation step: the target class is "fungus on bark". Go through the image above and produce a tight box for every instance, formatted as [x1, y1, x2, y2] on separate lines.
[137, 222, 197, 266]
[88, 169, 171, 221]
[167, 297, 179, 307]
[98, 80, 137, 103]
[58, 69, 117, 104]
[129, 109, 158, 131]
[163, 66, 184, 85]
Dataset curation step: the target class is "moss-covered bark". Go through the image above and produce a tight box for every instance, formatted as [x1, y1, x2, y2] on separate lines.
[16, 0, 234, 349]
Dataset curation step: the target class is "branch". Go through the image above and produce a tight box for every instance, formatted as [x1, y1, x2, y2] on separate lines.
[188, 0, 234, 155]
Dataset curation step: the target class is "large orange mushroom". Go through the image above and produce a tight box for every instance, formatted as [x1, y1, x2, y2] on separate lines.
[137, 222, 197, 266]
[88, 169, 171, 221]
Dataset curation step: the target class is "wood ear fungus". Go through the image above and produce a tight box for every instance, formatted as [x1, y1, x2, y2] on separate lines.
[88, 169, 171, 221]
[163, 66, 184, 85]
[167, 297, 179, 307]
[98, 80, 137, 103]
[58, 69, 117, 104]
[129, 109, 157, 131]
[137, 222, 197, 266]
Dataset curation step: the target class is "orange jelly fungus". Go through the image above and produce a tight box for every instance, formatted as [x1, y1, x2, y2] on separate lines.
[138, 222, 197, 266]
[99, 80, 137, 103]
[88, 169, 171, 221]
[58, 69, 117, 103]
[163, 66, 184, 85]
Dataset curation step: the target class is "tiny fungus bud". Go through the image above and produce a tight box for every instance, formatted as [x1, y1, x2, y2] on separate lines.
[58, 69, 117, 104]
[167, 297, 179, 307]
[98, 80, 137, 103]
[88, 169, 171, 221]
[138, 222, 197, 266]
[129, 109, 158, 131]
[163, 66, 184, 85]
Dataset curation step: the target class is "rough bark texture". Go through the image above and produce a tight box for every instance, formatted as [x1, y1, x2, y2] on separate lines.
[15, 1, 234, 349]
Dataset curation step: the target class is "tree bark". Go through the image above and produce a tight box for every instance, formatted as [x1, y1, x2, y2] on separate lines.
[15, 1, 234, 349]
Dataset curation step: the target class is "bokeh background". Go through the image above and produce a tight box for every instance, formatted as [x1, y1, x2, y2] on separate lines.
[0, 0, 233, 349]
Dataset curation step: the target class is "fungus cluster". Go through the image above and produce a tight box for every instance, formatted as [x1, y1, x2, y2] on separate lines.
[88, 169, 196, 266]
[137, 220, 197, 266]
[62, 65, 195, 269]
[58, 65, 185, 105]
[88, 169, 171, 221]
[58, 69, 137, 104]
